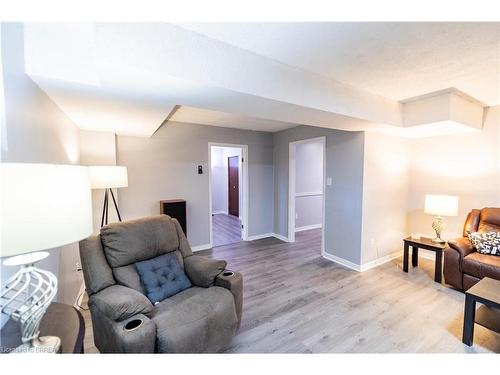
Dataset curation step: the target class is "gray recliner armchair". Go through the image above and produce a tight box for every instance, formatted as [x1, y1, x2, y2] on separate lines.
[79, 215, 243, 353]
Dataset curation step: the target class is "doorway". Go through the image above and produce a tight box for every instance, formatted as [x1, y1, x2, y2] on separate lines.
[209, 143, 248, 248]
[228, 156, 239, 217]
[288, 137, 326, 253]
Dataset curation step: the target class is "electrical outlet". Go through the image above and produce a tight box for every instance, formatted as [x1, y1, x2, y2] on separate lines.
[326, 177, 333, 186]
[295, 213, 299, 219]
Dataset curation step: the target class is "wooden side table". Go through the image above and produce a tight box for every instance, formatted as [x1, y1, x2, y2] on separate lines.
[0, 302, 85, 354]
[462, 277, 500, 346]
[403, 237, 447, 283]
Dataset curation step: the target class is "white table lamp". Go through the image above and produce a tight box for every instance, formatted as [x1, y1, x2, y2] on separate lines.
[1, 163, 92, 353]
[88, 166, 128, 227]
[424, 194, 459, 243]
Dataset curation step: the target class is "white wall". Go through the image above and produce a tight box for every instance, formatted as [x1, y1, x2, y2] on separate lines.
[273, 126, 365, 264]
[361, 132, 411, 266]
[117, 121, 274, 248]
[210, 146, 241, 215]
[211, 147, 226, 213]
[1, 23, 83, 327]
[360, 106, 499, 267]
[408, 105, 500, 239]
[295, 140, 324, 229]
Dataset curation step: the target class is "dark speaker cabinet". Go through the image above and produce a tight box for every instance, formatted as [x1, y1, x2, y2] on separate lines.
[160, 199, 187, 237]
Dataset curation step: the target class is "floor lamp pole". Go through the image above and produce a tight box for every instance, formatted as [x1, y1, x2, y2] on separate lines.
[109, 188, 122, 222]
[100, 188, 122, 227]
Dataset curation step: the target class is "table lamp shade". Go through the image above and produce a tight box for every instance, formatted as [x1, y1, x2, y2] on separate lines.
[1, 163, 93, 258]
[89, 166, 128, 189]
[424, 194, 459, 217]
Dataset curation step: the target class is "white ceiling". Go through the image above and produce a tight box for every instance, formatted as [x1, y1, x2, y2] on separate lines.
[178, 22, 500, 106]
[170, 106, 298, 132]
[11, 22, 499, 137]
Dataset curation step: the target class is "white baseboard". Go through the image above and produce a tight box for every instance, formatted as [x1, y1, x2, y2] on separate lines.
[192, 243, 212, 252]
[322, 252, 361, 271]
[245, 232, 290, 242]
[418, 249, 436, 261]
[246, 232, 274, 241]
[359, 251, 401, 272]
[272, 233, 290, 242]
[322, 250, 401, 272]
[212, 211, 227, 215]
[295, 224, 322, 232]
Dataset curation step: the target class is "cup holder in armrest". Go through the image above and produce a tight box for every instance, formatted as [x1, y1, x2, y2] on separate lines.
[124, 318, 143, 331]
[222, 271, 234, 277]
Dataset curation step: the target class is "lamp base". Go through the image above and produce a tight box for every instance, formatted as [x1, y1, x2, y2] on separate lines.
[11, 336, 61, 354]
[1, 252, 58, 354]
[431, 237, 446, 243]
[431, 216, 446, 244]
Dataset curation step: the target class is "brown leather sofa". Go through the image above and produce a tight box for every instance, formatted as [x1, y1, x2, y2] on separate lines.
[444, 207, 500, 290]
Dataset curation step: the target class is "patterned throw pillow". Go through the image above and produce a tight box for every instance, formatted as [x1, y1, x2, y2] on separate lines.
[467, 231, 500, 256]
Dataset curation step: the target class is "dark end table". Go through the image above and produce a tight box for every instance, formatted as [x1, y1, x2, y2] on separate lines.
[462, 277, 500, 346]
[403, 237, 447, 283]
[0, 302, 85, 354]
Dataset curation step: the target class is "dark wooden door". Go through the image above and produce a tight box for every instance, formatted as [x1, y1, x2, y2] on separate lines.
[228, 156, 239, 217]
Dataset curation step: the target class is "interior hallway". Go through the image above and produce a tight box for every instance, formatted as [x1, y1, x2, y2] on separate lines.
[212, 213, 242, 247]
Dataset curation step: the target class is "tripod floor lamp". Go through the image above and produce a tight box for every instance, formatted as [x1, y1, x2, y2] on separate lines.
[89, 166, 128, 227]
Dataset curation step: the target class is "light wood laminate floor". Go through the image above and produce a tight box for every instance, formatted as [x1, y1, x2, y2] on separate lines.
[81, 229, 499, 353]
[212, 213, 242, 247]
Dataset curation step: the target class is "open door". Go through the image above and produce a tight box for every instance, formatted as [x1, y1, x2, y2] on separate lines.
[209, 143, 248, 248]
[228, 155, 239, 217]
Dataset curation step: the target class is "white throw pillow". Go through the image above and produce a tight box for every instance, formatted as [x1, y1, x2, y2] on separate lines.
[467, 231, 500, 256]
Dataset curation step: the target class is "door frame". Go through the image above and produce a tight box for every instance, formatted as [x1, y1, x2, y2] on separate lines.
[288, 136, 326, 254]
[208, 142, 249, 247]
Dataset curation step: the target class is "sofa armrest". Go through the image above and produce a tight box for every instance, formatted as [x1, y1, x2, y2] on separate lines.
[89, 284, 153, 322]
[184, 255, 226, 287]
[446, 237, 475, 258]
[215, 271, 243, 329]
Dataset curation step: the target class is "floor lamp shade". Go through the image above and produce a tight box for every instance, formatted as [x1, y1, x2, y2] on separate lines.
[89, 166, 128, 189]
[1, 163, 93, 258]
[89, 166, 128, 227]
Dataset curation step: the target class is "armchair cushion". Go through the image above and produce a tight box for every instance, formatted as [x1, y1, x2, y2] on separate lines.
[151, 286, 237, 353]
[113, 264, 146, 294]
[135, 253, 192, 304]
[184, 255, 227, 287]
[79, 235, 115, 295]
[90, 284, 153, 321]
[101, 215, 179, 268]
[462, 252, 500, 279]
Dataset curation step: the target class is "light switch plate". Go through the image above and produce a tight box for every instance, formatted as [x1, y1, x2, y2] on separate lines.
[326, 177, 332, 186]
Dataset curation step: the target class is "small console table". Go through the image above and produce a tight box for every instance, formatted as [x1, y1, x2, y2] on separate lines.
[462, 277, 500, 346]
[0, 302, 85, 354]
[403, 237, 447, 283]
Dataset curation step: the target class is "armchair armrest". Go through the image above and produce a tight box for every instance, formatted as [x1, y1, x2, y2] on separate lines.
[184, 255, 226, 287]
[216, 271, 243, 329]
[446, 237, 475, 258]
[89, 284, 153, 322]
